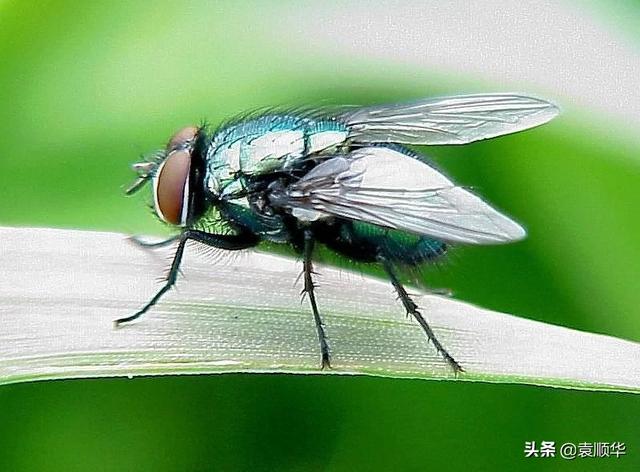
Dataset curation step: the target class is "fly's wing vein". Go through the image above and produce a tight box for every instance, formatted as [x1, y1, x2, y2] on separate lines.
[340, 93, 559, 145]
[276, 147, 526, 245]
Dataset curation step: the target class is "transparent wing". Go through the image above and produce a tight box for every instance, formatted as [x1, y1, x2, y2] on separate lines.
[340, 93, 559, 145]
[274, 147, 526, 244]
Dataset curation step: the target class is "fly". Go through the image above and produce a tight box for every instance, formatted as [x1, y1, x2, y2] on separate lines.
[118, 93, 559, 373]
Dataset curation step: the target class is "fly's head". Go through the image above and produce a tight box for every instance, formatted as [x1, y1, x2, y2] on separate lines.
[127, 125, 209, 227]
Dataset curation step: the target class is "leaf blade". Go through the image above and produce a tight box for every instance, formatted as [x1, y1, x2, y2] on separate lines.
[0, 227, 638, 393]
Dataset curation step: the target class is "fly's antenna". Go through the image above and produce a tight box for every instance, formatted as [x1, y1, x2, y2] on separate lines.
[125, 161, 154, 195]
[125, 150, 166, 195]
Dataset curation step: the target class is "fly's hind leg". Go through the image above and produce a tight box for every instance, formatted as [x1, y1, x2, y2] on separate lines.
[378, 254, 464, 374]
[302, 230, 331, 369]
[115, 229, 259, 326]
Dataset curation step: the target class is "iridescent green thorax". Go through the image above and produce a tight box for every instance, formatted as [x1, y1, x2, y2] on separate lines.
[204, 114, 348, 200]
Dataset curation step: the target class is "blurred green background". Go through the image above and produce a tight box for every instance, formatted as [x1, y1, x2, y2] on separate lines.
[0, 1, 639, 470]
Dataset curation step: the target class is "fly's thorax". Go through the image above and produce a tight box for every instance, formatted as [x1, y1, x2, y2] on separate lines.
[204, 115, 349, 198]
[205, 129, 307, 197]
[205, 159, 235, 197]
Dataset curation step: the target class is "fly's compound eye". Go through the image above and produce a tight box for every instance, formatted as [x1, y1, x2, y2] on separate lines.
[153, 149, 191, 226]
[152, 125, 199, 225]
[167, 126, 198, 152]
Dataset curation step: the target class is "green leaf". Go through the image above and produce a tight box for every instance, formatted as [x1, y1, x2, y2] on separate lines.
[1, 227, 638, 393]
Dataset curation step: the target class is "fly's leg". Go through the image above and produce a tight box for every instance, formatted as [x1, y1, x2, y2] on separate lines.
[128, 234, 180, 250]
[302, 230, 331, 369]
[378, 255, 464, 374]
[115, 229, 259, 326]
[115, 233, 187, 326]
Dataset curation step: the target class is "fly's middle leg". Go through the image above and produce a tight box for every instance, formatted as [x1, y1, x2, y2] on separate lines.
[302, 230, 331, 369]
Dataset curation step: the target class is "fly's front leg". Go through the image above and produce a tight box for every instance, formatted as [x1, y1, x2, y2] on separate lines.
[115, 233, 188, 326]
[128, 234, 180, 250]
[116, 229, 259, 326]
[378, 255, 463, 374]
[302, 230, 331, 369]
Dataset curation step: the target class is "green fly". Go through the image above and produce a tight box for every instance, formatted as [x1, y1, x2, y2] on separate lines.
[120, 93, 559, 373]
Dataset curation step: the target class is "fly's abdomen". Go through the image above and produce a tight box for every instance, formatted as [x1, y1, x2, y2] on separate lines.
[318, 220, 447, 265]
[206, 114, 348, 197]
[349, 221, 446, 264]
